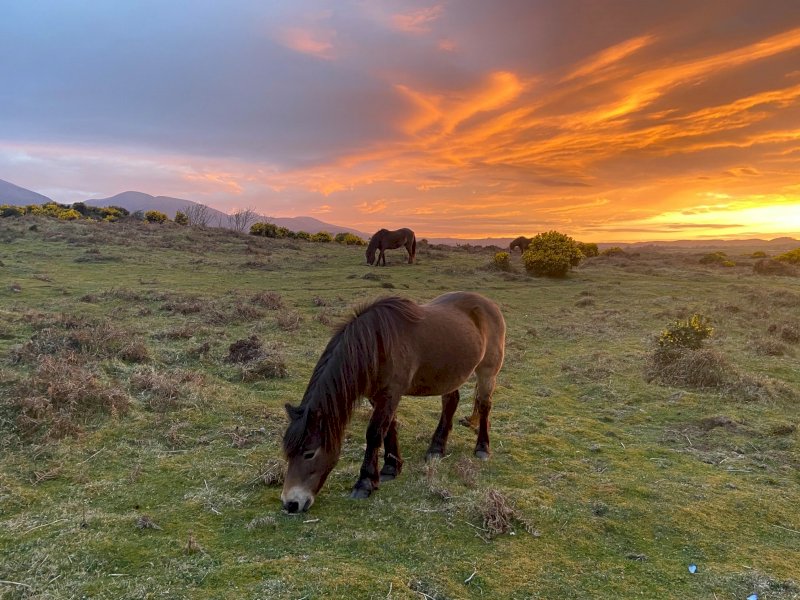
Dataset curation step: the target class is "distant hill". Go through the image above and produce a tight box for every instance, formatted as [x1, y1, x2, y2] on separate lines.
[85, 191, 230, 225]
[0, 178, 53, 205]
[85, 190, 369, 236]
[270, 216, 369, 238]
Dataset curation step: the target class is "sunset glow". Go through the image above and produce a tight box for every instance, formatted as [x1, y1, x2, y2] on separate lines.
[2, 1, 800, 241]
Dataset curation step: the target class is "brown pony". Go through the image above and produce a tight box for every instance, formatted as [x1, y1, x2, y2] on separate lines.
[366, 228, 416, 265]
[509, 236, 533, 252]
[281, 291, 505, 513]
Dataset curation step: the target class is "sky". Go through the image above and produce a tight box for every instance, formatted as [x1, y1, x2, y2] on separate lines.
[2, 0, 800, 241]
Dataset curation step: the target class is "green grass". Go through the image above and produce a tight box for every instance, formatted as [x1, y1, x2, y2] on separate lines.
[1, 217, 798, 599]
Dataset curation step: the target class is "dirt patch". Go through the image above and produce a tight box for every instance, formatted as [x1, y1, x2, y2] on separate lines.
[226, 336, 288, 381]
[227, 336, 263, 363]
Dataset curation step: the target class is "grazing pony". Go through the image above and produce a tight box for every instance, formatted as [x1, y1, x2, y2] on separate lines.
[509, 236, 533, 253]
[281, 291, 505, 513]
[366, 228, 416, 265]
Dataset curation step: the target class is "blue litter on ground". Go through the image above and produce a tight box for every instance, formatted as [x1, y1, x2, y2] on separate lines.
[747, 594, 758, 600]
[688, 564, 697, 574]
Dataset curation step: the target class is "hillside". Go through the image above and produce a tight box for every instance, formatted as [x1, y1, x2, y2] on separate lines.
[85, 191, 230, 224]
[0, 216, 798, 599]
[0, 178, 53, 205]
[86, 190, 369, 236]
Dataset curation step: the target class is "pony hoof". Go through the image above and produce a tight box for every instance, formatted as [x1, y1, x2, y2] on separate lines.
[425, 451, 443, 462]
[379, 465, 398, 481]
[350, 479, 375, 499]
[475, 450, 490, 460]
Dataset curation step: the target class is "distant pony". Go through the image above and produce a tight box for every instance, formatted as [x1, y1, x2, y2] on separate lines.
[366, 228, 416, 265]
[509, 236, 533, 253]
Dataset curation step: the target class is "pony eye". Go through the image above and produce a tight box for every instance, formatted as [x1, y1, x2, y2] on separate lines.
[303, 450, 316, 460]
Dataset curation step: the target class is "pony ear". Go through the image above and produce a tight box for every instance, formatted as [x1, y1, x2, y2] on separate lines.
[285, 403, 303, 421]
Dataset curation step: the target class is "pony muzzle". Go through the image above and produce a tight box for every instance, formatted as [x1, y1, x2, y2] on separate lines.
[281, 487, 315, 513]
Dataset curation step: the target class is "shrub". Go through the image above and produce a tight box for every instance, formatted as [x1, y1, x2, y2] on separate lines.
[145, 210, 168, 223]
[58, 208, 81, 220]
[751, 250, 768, 258]
[334, 232, 366, 245]
[658, 314, 713, 350]
[521, 231, 583, 277]
[275, 226, 291, 238]
[493, 251, 511, 271]
[295, 231, 311, 241]
[775, 247, 800, 264]
[601, 247, 626, 256]
[174, 211, 189, 225]
[311, 231, 333, 243]
[721, 260, 736, 267]
[577, 242, 599, 258]
[699, 251, 728, 265]
[1, 204, 25, 217]
[250, 222, 278, 237]
[754, 259, 797, 276]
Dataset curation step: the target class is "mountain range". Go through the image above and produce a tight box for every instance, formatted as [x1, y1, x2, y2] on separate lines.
[1, 179, 369, 237]
[1, 178, 798, 249]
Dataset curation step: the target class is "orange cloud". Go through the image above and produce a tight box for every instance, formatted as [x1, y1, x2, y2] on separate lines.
[357, 200, 388, 214]
[562, 35, 655, 82]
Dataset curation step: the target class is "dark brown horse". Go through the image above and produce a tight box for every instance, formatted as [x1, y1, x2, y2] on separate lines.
[281, 291, 505, 512]
[366, 228, 416, 265]
[509, 236, 533, 253]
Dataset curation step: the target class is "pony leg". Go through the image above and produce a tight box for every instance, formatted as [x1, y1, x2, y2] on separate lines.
[352, 392, 398, 499]
[379, 417, 403, 481]
[379, 249, 386, 266]
[426, 389, 460, 460]
[458, 394, 480, 431]
[473, 374, 496, 460]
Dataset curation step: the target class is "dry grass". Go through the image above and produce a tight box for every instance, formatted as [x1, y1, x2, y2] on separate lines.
[14, 355, 130, 440]
[129, 367, 204, 412]
[254, 459, 286, 487]
[11, 320, 149, 364]
[475, 488, 517, 538]
[751, 337, 790, 356]
[645, 346, 728, 389]
[453, 457, 479, 488]
[276, 309, 302, 331]
[769, 321, 800, 344]
[251, 291, 284, 309]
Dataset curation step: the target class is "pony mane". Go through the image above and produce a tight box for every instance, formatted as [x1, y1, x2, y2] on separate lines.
[283, 296, 425, 456]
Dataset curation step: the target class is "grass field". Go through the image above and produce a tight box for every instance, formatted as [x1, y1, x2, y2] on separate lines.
[1, 217, 798, 599]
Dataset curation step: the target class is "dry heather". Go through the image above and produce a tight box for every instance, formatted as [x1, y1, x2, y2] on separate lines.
[475, 488, 519, 538]
[645, 346, 729, 389]
[11, 319, 149, 364]
[129, 366, 205, 412]
[14, 354, 130, 440]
